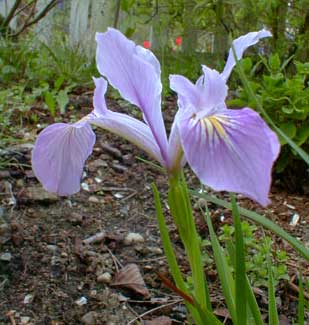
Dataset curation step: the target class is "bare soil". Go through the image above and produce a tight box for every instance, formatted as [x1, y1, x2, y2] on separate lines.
[0, 94, 308, 324]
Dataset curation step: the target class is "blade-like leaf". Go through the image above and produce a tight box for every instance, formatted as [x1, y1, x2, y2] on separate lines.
[204, 205, 237, 323]
[267, 241, 279, 325]
[231, 194, 247, 325]
[298, 271, 305, 325]
[190, 191, 309, 260]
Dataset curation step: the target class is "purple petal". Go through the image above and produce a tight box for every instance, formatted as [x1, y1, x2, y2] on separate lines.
[90, 111, 165, 166]
[95, 28, 168, 163]
[32, 123, 95, 195]
[89, 77, 165, 166]
[168, 111, 186, 171]
[169, 74, 200, 110]
[93, 77, 108, 115]
[178, 108, 280, 206]
[221, 29, 272, 81]
[170, 67, 227, 115]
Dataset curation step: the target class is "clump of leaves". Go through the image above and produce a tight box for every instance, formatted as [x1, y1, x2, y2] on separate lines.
[218, 221, 289, 287]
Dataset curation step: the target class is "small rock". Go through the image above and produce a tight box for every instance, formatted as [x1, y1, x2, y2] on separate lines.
[16, 179, 25, 188]
[81, 183, 90, 192]
[97, 272, 112, 284]
[88, 196, 100, 203]
[111, 163, 128, 173]
[70, 212, 83, 225]
[88, 159, 108, 172]
[81, 311, 98, 325]
[20, 316, 31, 324]
[113, 192, 124, 199]
[122, 153, 134, 165]
[75, 296, 87, 306]
[46, 245, 58, 253]
[0, 252, 12, 261]
[18, 187, 58, 203]
[124, 233, 144, 245]
[23, 294, 34, 304]
[102, 143, 122, 159]
[147, 247, 163, 255]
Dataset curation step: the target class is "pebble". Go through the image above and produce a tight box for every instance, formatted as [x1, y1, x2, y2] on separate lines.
[97, 272, 112, 284]
[124, 232, 144, 245]
[75, 296, 87, 306]
[111, 163, 128, 173]
[88, 196, 100, 203]
[46, 245, 58, 253]
[20, 316, 31, 324]
[102, 143, 122, 159]
[81, 183, 90, 192]
[0, 252, 12, 261]
[81, 311, 98, 325]
[23, 294, 34, 304]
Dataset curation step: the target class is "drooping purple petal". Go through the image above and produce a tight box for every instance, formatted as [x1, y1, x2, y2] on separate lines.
[221, 29, 272, 81]
[178, 108, 280, 206]
[170, 66, 227, 115]
[89, 77, 165, 166]
[90, 111, 165, 166]
[32, 122, 95, 196]
[95, 28, 168, 164]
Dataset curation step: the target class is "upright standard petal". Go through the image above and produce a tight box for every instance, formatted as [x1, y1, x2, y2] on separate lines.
[221, 29, 272, 81]
[95, 28, 168, 164]
[170, 66, 227, 115]
[32, 122, 95, 196]
[178, 108, 280, 206]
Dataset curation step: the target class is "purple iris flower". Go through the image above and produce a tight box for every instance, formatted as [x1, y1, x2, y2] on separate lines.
[32, 28, 279, 206]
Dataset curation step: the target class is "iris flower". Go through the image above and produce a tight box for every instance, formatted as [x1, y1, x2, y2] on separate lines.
[32, 28, 279, 206]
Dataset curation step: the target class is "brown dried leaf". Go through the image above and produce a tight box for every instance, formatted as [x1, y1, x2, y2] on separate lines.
[111, 263, 150, 298]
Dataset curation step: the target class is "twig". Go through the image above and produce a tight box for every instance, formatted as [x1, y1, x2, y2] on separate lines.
[289, 281, 309, 300]
[11, 0, 59, 37]
[127, 299, 182, 324]
[6, 310, 16, 325]
[1, 0, 22, 28]
[107, 247, 122, 272]
[83, 231, 105, 245]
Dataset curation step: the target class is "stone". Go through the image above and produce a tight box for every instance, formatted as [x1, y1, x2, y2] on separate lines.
[97, 272, 112, 284]
[81, 311, 98, 325]
[124, 232, 144, 245]
[0, 252, 12, 261]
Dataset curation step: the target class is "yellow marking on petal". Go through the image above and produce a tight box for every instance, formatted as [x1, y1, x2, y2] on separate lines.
[208, 116, 227, 137]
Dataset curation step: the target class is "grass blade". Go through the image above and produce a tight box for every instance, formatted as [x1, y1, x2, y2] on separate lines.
[298, 271, 305, 325]
[231, 194, 247, 325]
[266, 240, 279, 325]
[204, 205, 237, 323]
[190, 191, 309, 260]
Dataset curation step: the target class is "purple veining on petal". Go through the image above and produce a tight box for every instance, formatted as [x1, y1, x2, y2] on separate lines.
[32, 123, 96, 196]
[95, 28, 169, 166]
[178, 108, 279, 206]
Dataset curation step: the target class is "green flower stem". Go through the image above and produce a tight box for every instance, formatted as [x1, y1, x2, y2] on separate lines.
[168, 173, 212, 313]
[151, 183, 202, 324]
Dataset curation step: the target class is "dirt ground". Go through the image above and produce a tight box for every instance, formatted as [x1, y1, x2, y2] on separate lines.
[0, 95, 308, 324]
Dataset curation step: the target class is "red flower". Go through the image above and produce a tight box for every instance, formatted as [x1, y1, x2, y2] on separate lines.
[175, 37, 182, 46]
[143, 40, 151, 49]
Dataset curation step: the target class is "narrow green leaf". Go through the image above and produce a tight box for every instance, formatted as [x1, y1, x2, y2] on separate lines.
[204, 205, 237, 323]
[151, 184, 204, 324]
[231, 194, 247, 325]
[298, 271, 305, 325]
[267, 240, 279, 325]
[190, 191, 309, 260]
[227, 241, 263, 325]
[44, 92, 56, 117]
